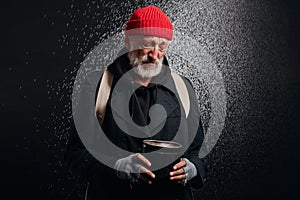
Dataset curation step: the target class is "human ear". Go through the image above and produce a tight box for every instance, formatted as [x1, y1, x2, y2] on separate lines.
[124, 36, 130, 49]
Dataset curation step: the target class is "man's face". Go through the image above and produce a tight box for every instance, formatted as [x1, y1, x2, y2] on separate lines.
[127, 35, 170, 79]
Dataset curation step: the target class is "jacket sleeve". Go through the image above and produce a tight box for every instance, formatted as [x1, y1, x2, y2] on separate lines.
[63, 70, 116, 181]
[182, 77, 208, 189]
[63, 121, 111, 180]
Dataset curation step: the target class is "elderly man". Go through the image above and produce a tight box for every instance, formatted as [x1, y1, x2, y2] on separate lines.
[65, 5, 207, 200]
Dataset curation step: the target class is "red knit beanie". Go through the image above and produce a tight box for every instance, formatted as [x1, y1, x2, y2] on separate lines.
[125, 6, 174, 40]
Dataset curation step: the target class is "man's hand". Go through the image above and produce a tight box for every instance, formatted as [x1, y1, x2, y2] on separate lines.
[169, 159, 187, 184]
[114, 153, 155, 184]
[169, 158, 197, 185]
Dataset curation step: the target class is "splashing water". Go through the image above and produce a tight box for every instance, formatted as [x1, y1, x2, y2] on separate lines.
[37, 0, 288, 199]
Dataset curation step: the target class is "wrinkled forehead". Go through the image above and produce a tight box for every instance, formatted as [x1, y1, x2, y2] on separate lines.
[128, 35, 170, 44]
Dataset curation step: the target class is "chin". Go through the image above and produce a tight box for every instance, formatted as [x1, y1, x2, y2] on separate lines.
[142, 63, 156, 68]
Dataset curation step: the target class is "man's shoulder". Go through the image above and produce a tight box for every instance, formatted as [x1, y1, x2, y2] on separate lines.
[171, 71, 193, 87]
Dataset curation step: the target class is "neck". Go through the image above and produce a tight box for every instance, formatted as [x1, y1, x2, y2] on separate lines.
[132, 73, 151, 86]
[135, 77, 152, 87]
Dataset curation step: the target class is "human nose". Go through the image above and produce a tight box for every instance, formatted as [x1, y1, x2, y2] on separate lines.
[148, 45, 159, 60]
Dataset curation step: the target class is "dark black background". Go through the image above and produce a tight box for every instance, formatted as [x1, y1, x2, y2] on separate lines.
[2, 0, 300, 199]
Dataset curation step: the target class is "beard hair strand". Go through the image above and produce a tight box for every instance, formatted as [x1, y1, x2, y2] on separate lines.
[128, 51, 163, 79]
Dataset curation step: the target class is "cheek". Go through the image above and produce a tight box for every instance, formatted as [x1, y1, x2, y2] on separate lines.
[138, 49, 149, 56]
[158, 52, 164, 59]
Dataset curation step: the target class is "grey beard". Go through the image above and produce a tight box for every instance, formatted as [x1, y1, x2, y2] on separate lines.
[128, 51, 163, 79]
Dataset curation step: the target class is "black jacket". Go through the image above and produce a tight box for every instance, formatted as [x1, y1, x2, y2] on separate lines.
[64, 52, 207, 200]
